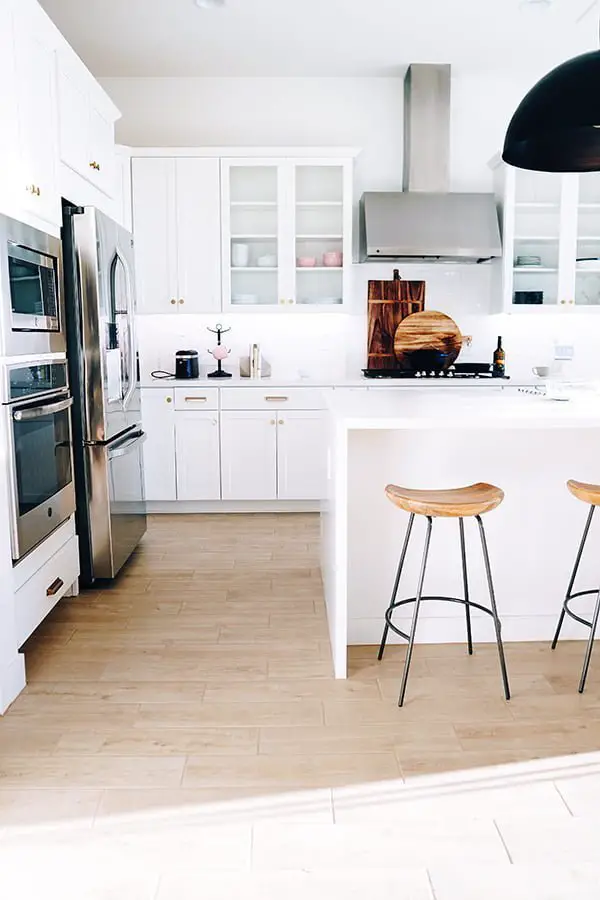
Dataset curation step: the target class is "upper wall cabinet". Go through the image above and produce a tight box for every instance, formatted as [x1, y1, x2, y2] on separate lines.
[221, 158, 353, 312]
[493, 159, 600, 313]
[7, 1, 60, 228]
[132, 157, 221, 314]
[56, 49, 119, 198]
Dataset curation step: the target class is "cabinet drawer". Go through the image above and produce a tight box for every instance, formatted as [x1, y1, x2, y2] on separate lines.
[220, 387, 327, 410]
[15, 534, 79, 647]
[174, 387, 219, 410]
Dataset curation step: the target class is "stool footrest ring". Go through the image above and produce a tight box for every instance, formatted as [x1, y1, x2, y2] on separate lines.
[560, 589, 599, 630]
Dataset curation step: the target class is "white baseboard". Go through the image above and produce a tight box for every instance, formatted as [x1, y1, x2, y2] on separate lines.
[146, 500, 321, 514]
[0, 653, 26, 714]
[348, 614, 592, 646]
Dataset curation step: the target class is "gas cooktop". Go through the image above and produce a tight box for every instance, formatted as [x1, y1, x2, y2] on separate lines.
[362, 366, 508, 380]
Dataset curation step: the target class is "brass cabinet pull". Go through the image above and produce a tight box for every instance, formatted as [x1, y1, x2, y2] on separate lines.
[170, 298, 177, 305]
[265, 396, 288, 402]
[178, 298, 185, 305]
[270, 419, 276, 425]
[46, 577, 64, 597]
[166, 397, 172, 403]
[278, 419, 284, 424]
[184, 396, 207, 402]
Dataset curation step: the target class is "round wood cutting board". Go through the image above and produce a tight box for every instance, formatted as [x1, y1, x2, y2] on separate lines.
[393, 310, 462, 371]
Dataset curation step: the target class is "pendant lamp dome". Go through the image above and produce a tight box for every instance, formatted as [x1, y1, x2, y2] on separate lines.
[502, 50, 600, 172]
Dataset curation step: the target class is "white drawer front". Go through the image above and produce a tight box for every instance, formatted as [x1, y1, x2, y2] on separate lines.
[174, 387, 219, 410]
[15, 535, 79, 647]
[220, 387, 327, 410]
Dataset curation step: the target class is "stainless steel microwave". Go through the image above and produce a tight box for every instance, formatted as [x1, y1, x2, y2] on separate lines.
[0, 215, 65, 356]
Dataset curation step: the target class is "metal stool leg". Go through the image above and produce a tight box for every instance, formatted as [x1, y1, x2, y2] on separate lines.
[552, 505, 595, 650]
[398, 516, 433, 707]
[459, 517, 473, 656]
[476, 515, 510, 701]
[579, 586, 600, 693]
[378, 513, 415, 661]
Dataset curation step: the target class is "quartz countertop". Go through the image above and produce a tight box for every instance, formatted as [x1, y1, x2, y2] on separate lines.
[140, 374, 535, 390]
[326, 386, 600, 430]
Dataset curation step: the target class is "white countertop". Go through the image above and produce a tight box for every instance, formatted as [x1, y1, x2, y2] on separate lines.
[140, 375, 534, 390]
[327, 387, 600, 430]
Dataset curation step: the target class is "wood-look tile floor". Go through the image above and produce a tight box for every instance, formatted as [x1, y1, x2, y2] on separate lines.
[4, 513, 600, 896]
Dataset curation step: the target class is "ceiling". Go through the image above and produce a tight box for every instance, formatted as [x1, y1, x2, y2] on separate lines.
[38, 0, 597, 78]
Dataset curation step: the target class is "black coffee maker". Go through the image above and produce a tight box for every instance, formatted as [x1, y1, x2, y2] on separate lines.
[175, 350, 199, 379]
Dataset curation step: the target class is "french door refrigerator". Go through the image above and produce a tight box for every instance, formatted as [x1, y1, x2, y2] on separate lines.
[62, 202, 147, 585]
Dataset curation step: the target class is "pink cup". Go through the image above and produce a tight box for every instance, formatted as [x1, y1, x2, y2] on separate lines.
[297, 257, 317, 268]
[323, 251, 343, 267]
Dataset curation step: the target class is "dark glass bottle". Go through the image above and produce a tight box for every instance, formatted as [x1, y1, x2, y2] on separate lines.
[492, 336, 505, 378]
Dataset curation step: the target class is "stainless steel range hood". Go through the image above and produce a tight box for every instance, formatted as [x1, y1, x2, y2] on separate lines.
[359, 64, 502, 264]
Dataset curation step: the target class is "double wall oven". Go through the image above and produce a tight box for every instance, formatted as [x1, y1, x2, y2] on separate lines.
[2, 359, 75, 562]
[0, 214, 66, 356]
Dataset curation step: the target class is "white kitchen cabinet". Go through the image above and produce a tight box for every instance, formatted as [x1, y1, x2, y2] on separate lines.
[11, 3, 60, 228]
[175, 411, 221, 501]
[221, 157, 353, 312]
[277, 410, 327, 500]
[221, 410, 277, 501]
[56, 49, 118, 198]
[141, 389, 176, 501]
[132, 157, 221, 314]
[492, 157, 600, 312]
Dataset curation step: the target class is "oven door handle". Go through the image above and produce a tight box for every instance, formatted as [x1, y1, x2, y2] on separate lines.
[13, 397, 73, 421]
[108, 430, 146, 460]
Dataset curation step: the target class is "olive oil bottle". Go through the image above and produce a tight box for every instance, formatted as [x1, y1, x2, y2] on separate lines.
[492, 336, 505, 378]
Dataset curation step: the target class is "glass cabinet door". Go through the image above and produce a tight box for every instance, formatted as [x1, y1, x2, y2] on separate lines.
[223, 162, 282, 309]
[575, 172, 600, 307]
[511, 169, 562, 310]
[294, 164, 345, 308]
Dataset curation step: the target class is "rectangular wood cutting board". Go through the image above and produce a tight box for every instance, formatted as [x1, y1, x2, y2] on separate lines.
[367, 273, 426, 370]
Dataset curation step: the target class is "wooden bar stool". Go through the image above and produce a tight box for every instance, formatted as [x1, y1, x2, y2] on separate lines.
[552, 480, 600, 693]
[378, 482, 510, 707]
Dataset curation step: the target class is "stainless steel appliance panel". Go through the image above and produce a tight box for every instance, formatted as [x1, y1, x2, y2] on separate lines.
[85, 428, 147, 579]
[0, 214, 66, 355]
[74, 209, 139, 443]
[7, 393, 76, 561]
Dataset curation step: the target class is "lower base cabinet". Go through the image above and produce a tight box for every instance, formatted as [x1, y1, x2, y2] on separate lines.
[277, 410, 326, 500]
[221, 410, 277, 501]
[141, 388, 327, 503]
[175, 411, 221, 500]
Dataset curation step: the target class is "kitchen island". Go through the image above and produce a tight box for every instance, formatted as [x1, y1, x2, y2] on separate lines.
[322, 386, 600, 677]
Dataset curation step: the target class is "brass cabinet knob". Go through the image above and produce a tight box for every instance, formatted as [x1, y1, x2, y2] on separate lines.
[270, 419, 275, 425]
[279, 299, 285, 305]
[36, 186, 41, 196]
[287, 299, 294, 305]
[166, 396, 172, 403]
[178, 298, 184, 305]
[278, 419, 284, 425]
[170, 298, 176, 305]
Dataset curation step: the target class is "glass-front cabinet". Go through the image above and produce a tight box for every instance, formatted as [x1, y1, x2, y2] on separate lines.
[493, 158, 600, 312]
[221, 158, 352, 311]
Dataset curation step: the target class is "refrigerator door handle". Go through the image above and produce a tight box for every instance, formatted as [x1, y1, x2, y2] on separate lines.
[107, 430, 146, 461]
[116, 247, 137, 412]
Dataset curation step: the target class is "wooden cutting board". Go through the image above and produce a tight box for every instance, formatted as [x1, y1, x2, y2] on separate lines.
[394, 310, 462, 370]
[367, 273, 425, 370]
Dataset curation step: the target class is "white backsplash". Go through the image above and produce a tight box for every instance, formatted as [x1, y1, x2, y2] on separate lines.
[137, 263, 600, 383]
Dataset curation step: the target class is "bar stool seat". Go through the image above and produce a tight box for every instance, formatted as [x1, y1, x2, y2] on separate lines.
[379, 481, 510, 707]
[567, 479, 600, 505]
[385, 483, 504, 518]
[553, 479, 600, 692]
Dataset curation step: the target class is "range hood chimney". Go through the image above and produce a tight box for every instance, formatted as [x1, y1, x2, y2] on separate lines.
[360, 64, 502, 263]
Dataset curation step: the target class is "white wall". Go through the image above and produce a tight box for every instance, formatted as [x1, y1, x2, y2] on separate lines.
[102, 72, 600, 382]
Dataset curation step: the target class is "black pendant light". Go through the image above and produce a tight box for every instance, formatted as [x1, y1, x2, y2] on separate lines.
[502, 50, 600, 172]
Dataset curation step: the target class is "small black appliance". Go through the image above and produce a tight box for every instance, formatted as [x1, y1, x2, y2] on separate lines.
[175, 350, 199, 380]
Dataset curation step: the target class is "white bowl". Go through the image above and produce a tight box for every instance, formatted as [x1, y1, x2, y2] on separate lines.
[257, 255, 277, 267]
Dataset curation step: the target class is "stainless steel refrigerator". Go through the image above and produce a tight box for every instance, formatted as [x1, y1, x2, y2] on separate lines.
[62, 202, 147, 585]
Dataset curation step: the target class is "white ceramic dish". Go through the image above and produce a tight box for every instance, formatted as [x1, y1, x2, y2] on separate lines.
[257, 255, 277, 267]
